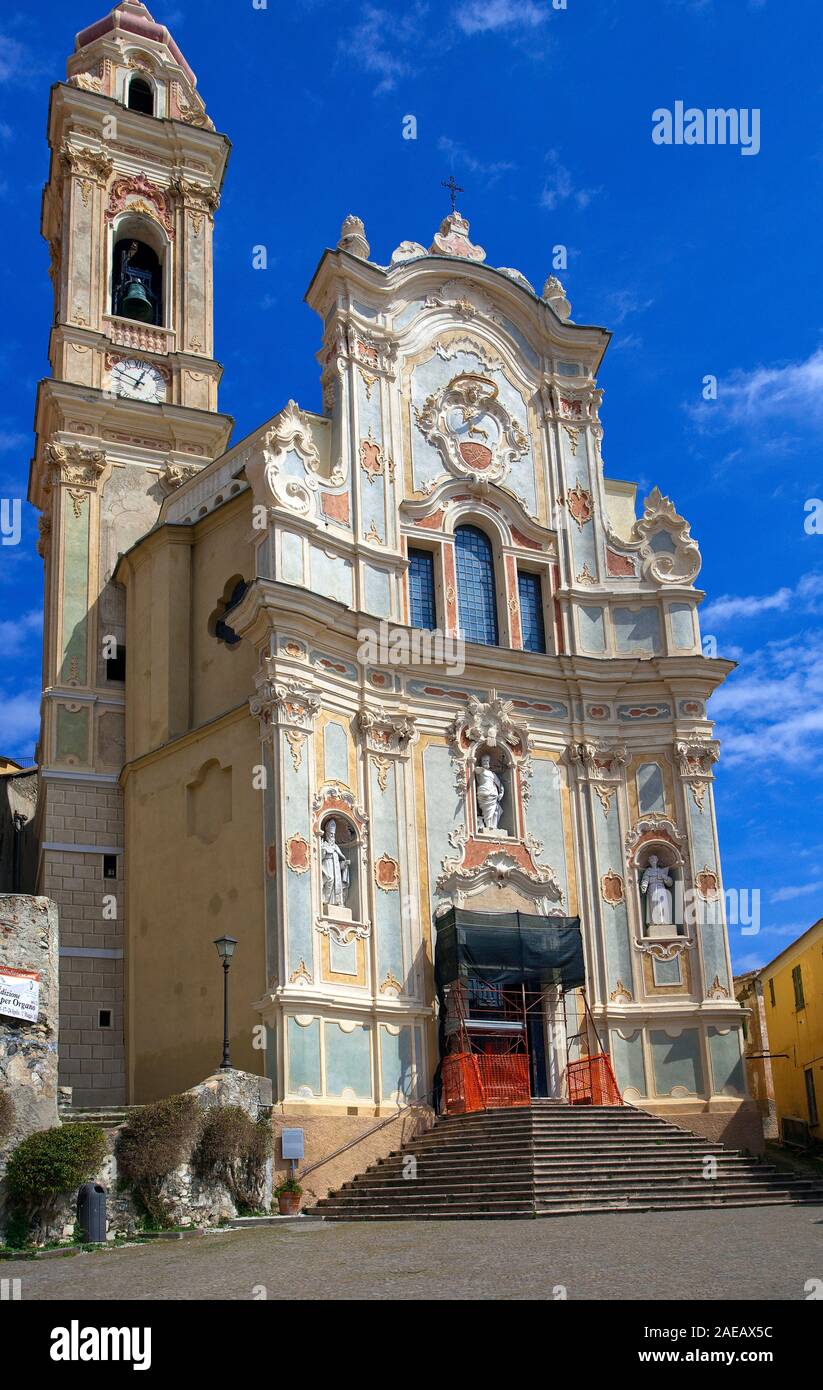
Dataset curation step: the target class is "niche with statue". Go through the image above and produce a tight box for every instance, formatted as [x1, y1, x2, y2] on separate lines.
[472, 745, 518, 839]
[635, 844, 684, 939]
[319, 814, 361, 922]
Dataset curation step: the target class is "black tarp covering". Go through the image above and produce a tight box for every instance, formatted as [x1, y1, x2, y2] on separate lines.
[434, 906, 585, 994]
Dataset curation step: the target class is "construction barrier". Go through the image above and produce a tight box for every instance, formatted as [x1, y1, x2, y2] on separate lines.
[566, 1052, 623, 1106]
[477, 1053, 531, 1108]
[442, 1051, 531, 1113]
[442, 1053, 485, 1114]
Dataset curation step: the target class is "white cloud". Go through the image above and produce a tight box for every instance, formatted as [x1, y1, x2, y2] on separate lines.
[338, 5, 418, 94]
[702, 571, 823, 626]
[0, 35, 26, 83]
[0, 690, 40, 753]
[454, 0, 549, 34]
[540, 151, 598, 212]
[0, 429, 27, 453]
[769, 881, 823, 903]
[690, 346, 823, 433]
[708, 628, 823, 768]
[607, 288, 654, 325]
[437, 137, 515, 187]
[0, 609, 42, 654]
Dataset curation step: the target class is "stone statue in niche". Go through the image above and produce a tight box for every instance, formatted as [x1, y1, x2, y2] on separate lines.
[640, 854, 674, 927]
[321, 818, 350, 910]
[475, 754, 505, 833]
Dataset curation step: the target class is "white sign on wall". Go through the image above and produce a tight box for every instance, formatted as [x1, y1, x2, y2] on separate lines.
[0, 967, 40, 1023]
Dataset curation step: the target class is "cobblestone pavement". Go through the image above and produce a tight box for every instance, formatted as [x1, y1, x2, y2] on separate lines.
[5, 1206, 822, 1301]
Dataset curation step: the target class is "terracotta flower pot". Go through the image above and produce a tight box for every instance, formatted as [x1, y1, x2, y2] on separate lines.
[277, 1192, 300, 1215]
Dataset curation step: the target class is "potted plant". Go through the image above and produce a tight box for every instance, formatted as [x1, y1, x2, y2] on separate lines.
[274, 1177, 303, 1215]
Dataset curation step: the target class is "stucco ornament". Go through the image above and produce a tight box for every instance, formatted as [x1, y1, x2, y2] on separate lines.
[542, 275, 572, 320]
[414, 373, 528, 485]
[337, 214, 370, 260]
[429, 210, 486, 262]
[246, 400, 320, 516]
[605, 487, 702, 585]
[450, 695, 530, 760]
[320, 819, 350, 909]
[436, 826, 565, 914]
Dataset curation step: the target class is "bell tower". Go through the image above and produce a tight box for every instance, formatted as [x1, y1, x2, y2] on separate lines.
[28, 3, 233, 1106]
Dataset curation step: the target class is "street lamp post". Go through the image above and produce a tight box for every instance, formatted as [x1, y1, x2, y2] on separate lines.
[213, 935, 238, 1071]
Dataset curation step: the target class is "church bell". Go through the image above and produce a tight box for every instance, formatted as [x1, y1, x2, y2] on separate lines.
[120, 278, 154, 323]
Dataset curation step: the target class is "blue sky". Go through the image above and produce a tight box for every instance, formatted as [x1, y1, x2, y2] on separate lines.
[1, 0, 822, 971]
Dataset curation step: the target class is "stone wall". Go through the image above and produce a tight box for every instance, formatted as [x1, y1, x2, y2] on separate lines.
[0, 895, 59, 1166]
[272, 1104, 435, 1206]
[643, 1098, 765, 1155]
[0, 1068, 273, 1246]
[39, 784, 126, 1106]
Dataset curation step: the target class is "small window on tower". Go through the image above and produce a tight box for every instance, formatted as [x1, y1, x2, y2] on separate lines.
[127, 75, 154, 115]
[103, 855, 118, 880]
[98, 1009, 113, 1030]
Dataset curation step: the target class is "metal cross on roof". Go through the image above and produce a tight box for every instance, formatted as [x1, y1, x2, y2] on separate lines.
[441, 175, 464, 213]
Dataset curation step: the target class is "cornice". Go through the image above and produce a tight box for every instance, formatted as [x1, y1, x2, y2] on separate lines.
[305, 247, 611, 370]
[118, 699, 249, 784]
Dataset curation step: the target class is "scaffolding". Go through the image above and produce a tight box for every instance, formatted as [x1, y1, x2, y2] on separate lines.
[440, 979, 622, 1113]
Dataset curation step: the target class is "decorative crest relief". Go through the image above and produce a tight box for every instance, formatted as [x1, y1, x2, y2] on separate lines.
[414, 374, 528, 485]
[429, 211, 486, 262]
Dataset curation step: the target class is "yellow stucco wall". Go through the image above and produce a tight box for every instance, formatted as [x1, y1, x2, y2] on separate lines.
[761, 919, 823, 1138]
[122, 706, 265, 1103]
[190, 499, 257, 733]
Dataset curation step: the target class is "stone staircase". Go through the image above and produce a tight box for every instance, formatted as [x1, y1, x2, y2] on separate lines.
[308, 1102, 823, 1221]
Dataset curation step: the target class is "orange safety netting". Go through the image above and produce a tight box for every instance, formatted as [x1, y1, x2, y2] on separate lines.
[477, 1053, 531, 1108]
[566, 1052, 623, 1106]
[442, 1053, 484, 1114]
[442, 1052, 532, 1113]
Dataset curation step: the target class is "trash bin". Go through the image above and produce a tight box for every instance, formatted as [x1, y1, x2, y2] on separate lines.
[77, 1182, 107, 1243]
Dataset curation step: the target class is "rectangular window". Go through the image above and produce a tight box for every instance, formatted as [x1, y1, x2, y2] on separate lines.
[768, 977, 775, 1007]
[805, 1068, 819, 1127]
[103, 854, 118, 879]
[408, 548, 436, 630]
[518, 570, 546, 653]
[792, 964, 805, 1011]
[106, 645, 126, 681]
[98, 1009, 112, 1030]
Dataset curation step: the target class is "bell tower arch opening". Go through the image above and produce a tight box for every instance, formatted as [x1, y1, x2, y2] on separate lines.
[126, 74, 154, 115]
[112, 225, 164, 325]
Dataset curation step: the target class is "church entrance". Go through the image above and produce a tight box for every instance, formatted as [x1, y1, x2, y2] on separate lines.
[434, 907, 590, 1112]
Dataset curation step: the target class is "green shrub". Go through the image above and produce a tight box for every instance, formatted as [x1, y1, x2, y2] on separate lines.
[274, 1176, 302, 1198]
[193, 1106, 271, 1213]
[4, 1124, 107, 1239]
[0, 1088, 14, 1146]
[115, 1093, 201, 1229]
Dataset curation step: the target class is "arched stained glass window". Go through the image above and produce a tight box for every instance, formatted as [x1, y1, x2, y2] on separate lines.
[455, 525, 499, 646]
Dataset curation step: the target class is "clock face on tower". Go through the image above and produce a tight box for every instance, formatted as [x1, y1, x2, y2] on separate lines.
[109, 358, 167, 404]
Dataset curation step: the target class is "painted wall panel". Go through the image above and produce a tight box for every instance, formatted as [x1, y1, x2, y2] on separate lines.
[287, 1016, 321, 1095]
[325, 1021, 373, 1097]
[650, 1028, 704, 1096]
[610, 1029, 647, 1096]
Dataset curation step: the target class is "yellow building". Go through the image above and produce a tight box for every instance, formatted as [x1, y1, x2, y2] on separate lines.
[759, 919, 823, 1146]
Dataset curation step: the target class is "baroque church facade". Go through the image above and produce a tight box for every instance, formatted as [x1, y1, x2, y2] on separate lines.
[29, 5, 752, 1144]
